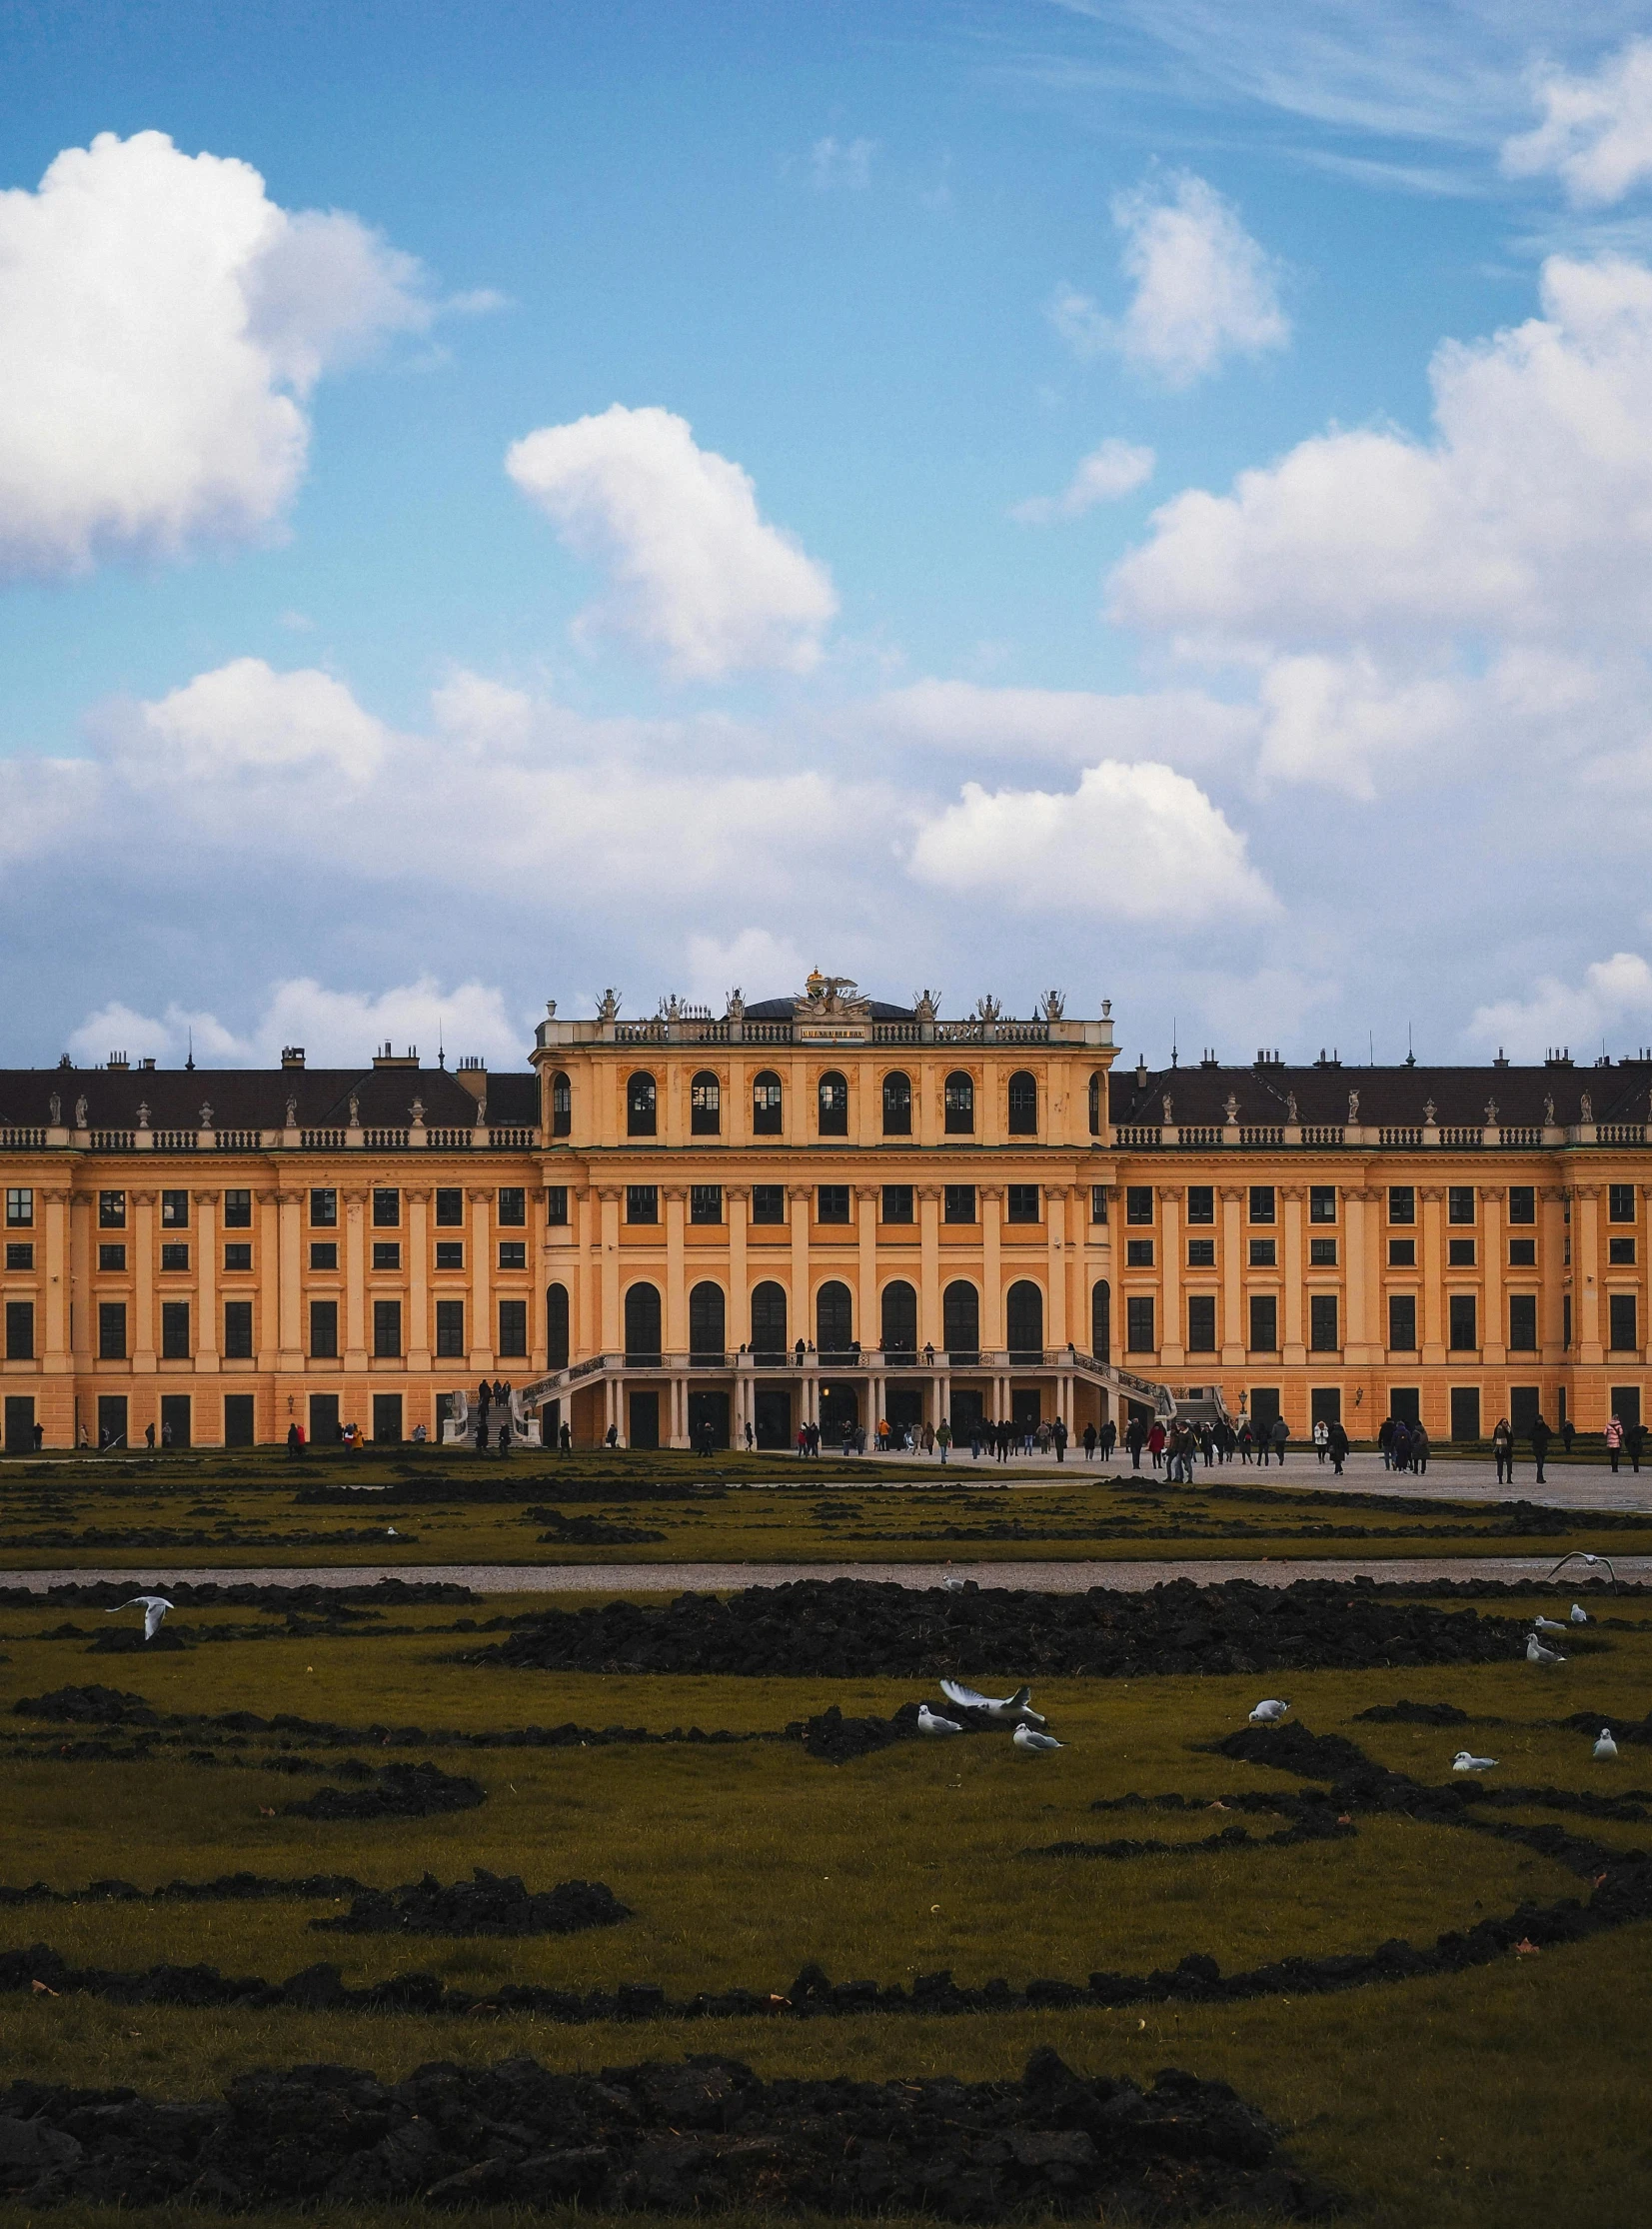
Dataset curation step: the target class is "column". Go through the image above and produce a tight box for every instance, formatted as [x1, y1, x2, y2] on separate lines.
[1046, 1185, 1068, 1346]
[1575, 1183, 1603, 1362]
[856, 1186, 878, 1348]
[1481, 1186, 1506, 1365]
[918, 1185, 941, 1349]
[936, 1367, 950, 1428]
[727, 1185, 750, 1349]
[980, 1186, 1002, 1349]
[1343, 1187, 1373, 1361]
[42, 1188, 70, 1368]
[344, 1188, 369, 1370]
[598, 1187, 622, 1349]
[664, 1186, 687, 1351]
[194, 1190, 219, 1370]
[1280, 1186, 1305, 1366]
[132, 1190, 156, 1373]
[1220, 1186, 1245, 1364]
[1158, 1185, 1184, 1365]
[468, 1187, 494, 1368]
[407, 1189, 432, 1369]
[1541, 1186, 1568, 1360]
[1419, 1186, 1446, 1363]
[789, 1185, 813, 1348]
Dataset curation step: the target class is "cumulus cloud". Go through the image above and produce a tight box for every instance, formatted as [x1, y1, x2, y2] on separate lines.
[506, 404, 837, 680]
[1255, 653, 1468, 798]
[908, 760, 1274, 924]
[0, 131, 432, 577]
[115, 658, 393, 787]
[68, 976, 525, 1072]
[1011, 437, 1155, 524]
[1503, 39, 1652, 207]
[1466, 953, 1652, 1061]
[865, 678, 1255, 768]
[1051, 174, 1287, 388]
[811, 136, 874, 191]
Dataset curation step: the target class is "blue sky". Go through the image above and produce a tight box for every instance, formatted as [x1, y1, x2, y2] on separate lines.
[6, 1, 1652, 1073]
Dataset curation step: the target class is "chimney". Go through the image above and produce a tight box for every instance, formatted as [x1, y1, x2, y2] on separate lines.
[455, 1057, 488, 1104]
[281, 1047, 306, 1070]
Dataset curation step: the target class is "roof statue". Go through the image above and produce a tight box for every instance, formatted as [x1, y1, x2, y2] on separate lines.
[410, 1098, 425, 1124]
[1223, 1093, 1239, 1122]
[1285, 1091, 1298, 1120]
[797, 971, 869, 1017]
[1039, 988, 1065, 1021]
[347, 1094, 360, 1125]
[136, 1102, 149, 1129]
[285, 1096, 298, 1128]
[48, 1093, 61, 1125]
[1545, 1094, 1556, 1125]
[913, 988, 939, 1023]
[74, 1096, 88, 1128]
[1347, 1090, 1359, 1123]
[1484, 1099, 1498, 1124]
[1161, 1093, 1173, 1124]
[1423, 1099, 1437, 1123]
[725, 988, 745, 1021]
[975, 993, 1001, 1023]
[596, 988, 621, 1022]
[199, 1102, 213, 1129]
[1580, 1092, 1593, 1123]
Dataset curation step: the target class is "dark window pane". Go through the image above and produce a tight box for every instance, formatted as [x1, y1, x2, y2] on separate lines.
[1389, 1292, 1417, 1350]
[1248, 1185, 1275, 1224]
[1448, 1237, 1476, 1266]
[1249, 1293, 1278, 1351]
[751, 1281, 788, 1351]
[223, 1300, 254, 1359]
[309, 1300, 338, 1359]
[1309, 1292, 1338, 1351]
[817, 1072, 848, 1135]
[1005, 1280, 1042, 1355]
[98, 1243, 125, 1271]
[1449, 1293, 1478, 1349]
[436, 1241, 463, 1270]
[498, 1298, 527, 1357]
[691, 1184, 723, 1225]
[943, 1279, 978, 1353]
[160, 1243, 189, 1271]
[1091, 1279, 1110, 1360]
[1006, 1184, 1040, 1223]
[435, 1187, 464, 1226]
[99, 1190, 126, 1228]
[1090, 1185, 1108, 1224]
[498, 1241, 527, 1268]
[98, 1301, 126, 1360]
[624, 1282, 662, 1362]
[161, 1189, 189, 1227]
[435, 1298, 465, 1357]
[1388, 1185, 1415, 1224]
[1507, 1186, 1535, 1225]
[818, 1184, 850, 1224]
[942, 1184, 975, 1224]
[689, 1281, 725, 1358]
[1186, 1185, 1214, 1224]
[1187, 1238, 1215, 1266]
[223, 1188, 252, 1228]
[1309, 1185, 1336, 1223]
[5, 1300, 34, 1361]
[1448, 1186, 1476, 1224]
[5, 1187, 34, 1226]
[1509, 1237, 1536, 1265]
[497, 1187, 526, 1226]
[546, 1282, 570, 1369]
[1610, 1292, 1638, 1351]
[1006, 1071, 1037, 1134]
[545, 1185, 569, 1225]
[309, 1241, 337, 1270]
[4, 1242, 32, 1270]
[372, 1241, 400, 1270]
[1609, 1183, 1636, 1222]
[1125, 1294, 1155, 1352]
[1187, 1293, 1217, 1351]
[752, 1072, 783, 1134]
[373, 1299, 402, 1357]
[1125, 1186, 1153, 1224]
[1509, 1293, 1538, 1350]
[551, 1071, 572, 1135]
[751, 1184, 786, 1224]
[1248, 1237, 1275, 1266]
[1088, 1072, 1102, 1135]
[1388, 1238, 1415, 1266]
[943, 1071, 974, 1134]
[691, 1072, 722, 1135]
[1125, 1238, 1154, 1266]
[1309, 1236, 1337, 1265]
[881, 1072, 911, 1135]
[1608, 1235, 1636, 1264]
[626, 1184, 659, 1224]
[373, 1187, 400, 1227]
[816, 1280, 854, 1351]
[881, 1184, 913, 1223]
[310, 1188, 337, 1227]
[880, 1279, 916, 1351]
[627, 1073, 657, 1135]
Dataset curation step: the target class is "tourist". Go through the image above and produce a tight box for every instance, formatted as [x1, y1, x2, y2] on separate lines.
[1491, 1416, 1514, 1485]
[1147, 1419, 1165, 1469]
[1125, 1415, 1145, 1469]
[497, 1417, 511, 1457]
[1410, 1419, 1430, 1474]
[1271, 1413, 1290, 1466]
[286, 1421, 302, 1457]
[1327, 1418, 1349, 1475]
[1236, 1416, 1252, 1464]
[561, 1420, 574, 1452]
[1082, 1421, 1096, 1461]
[1530, 1412, 1551, 1483]
[144, 1421, 156, 1450]
[605, 1421, 619, 1449]
[411, 1421, 427, 1444]
[1052, 1416, 1067, 1463]
[1606, 1412, 1624, 1474]
[936, 1417, 951, 1462]
[1562, 1416, 1576, 1455]
[1390, 1418, 1411, 1473]
[970, 1418, 983, 1460]
[744, 1419, 755, 1450]
[1099, 1416, 1116, 1461]
[1313, 1417, 1329, 1463]
[1628, 1419, 1645, 1474]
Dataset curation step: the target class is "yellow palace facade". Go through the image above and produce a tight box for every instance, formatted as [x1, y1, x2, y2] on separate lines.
[1, 974, 1648, 1450]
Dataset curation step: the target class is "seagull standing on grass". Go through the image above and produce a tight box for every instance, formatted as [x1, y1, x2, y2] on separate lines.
[1594, 1728, 1620, 1761]
[1452, 1751, 1498, 1773]
[939, 1680, 1045, 1726]
[107, 1596, 174, 1641]
[1570, 1603, 1590, 1624]
[1013, 1723, 1063, 1754]
[1527, 1633, 1567, 1666]
[917, 1704, 963, 1736]
[1249, 1698, 1290, 1724]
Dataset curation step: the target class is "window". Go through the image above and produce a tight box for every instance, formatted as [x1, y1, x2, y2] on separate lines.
[1186, 1185, 1214, 1224]
[1389, 1238, 1416, 1266]
[627, 1073, 657, 1136]
[160, 1243, 189, 1272]
[158, 1300, 189, 1359]
[1388, 1185, 1415, 1224]
[880, 1279, 917, 1352]
[818, 1184, 851, 1224]
[943, 1184, 975, 1224]
[626, 1184, 659, 1224]
[5, 1187, 33, 1227]
[99, 1190, 126, 1228]
[161, 1189, 189, 1228]
[497, 1187, 526, 1226]
[1448, 1237, 1476, 1266]
[1509, 1237, 1536, 1266]
[98, 1300, 127, 1359]
[215, 1189, 251, 1233]
[817, 1280, 854, 1351]
[436, 1241, 463, 1270]
[1091, 1280, 1110, 1361]
[545, 1186, 569, 1226]
[1449, 1293, 1478, 1350]
[1609, 1235, 1637, 1264]
[1309, 1237, 1337, 1266]
[498, 1241, 527, 1268]
[1509, 1293, 1538, 1351]
[5, 1300, 33, 1361]
[1006, 1185, 1040, 1223]
[751, 1185, 786, 1224]
[1187, 1293, 1217, 1352]
[1125, 1238, 1154, 1267]
[943, 1072, 974, 1134]
[1007, 1071, 1037, 1135]
[1187, 1238, 1215, 1266]
[751, 1281, 788, 1352]
[625, 1282, 663, 1363]
[309, 1242, 338, 1270]
[97, 1242, 127, 1271]
[1507, 1186, 1535, 1225]
[688, 1184, 723, 1226]
[1609, 1183, 1636, 1223]
[1249, 1185, 1275, 1224]
[435, 1298, 465, 1357]
[881, 1184, 913, 1224]
[1249, 1293, 1278, 1351]
[1090, 1185, 1108, 1224]
[940, 1279, 977, 1354]
[1126, 1294, 1155, 1352]
[551, 1072, 572, 1136]
[435, 1187, 464, 1227]
[1309, 1185, 1337, 1223]
[691, 1072, 722, 1136]
[1126, 1186, 1153, 1224]
[1005, 1280, 1043, 1356]
[5, 1242, 33, 1270]
[372, 1242, 401, 1270]
[1609, 1292, 1638, 1351]
[689, 1281, 726, 1358]
[309, 1300, 339, 1359]
[223, 1300, 254, 1359]
[1088, 1072, 1102, 1136]
[752, 1072, 783, 1134]
[373, 1299, 402, 1358]
[371, 1187, 399, 1227]
[1564, 1293, 1573, 1349]
[310, 1188, 337, 1228]
[818, 1072, 849, 1135]
[1248, 1238, 1276, 1266]
[881, 1072, 911, 1135]
[546, 1283, 570, 1369]
[1448, 1185, 1475, 1224]
[497, 1299, 527, 1358]
[1309, 1293, 1338, 1352]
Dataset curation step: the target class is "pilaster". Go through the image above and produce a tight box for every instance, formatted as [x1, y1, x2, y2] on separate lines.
[343, 1189, 369, 1370]
[918, 1185, 941, 1349]
[193, 1190, 219, 1368]
[664, 1185, 687, 1349]
[406, 1188, 431, 1368]
[1159, 1185, 1184, 1365]
[1419, 1187, 1446, 1363]
[980, 1186, 1002, 1348]
[1481, 1186, 1506, 1364]
[1575, 1184, 1603, 1362]
[468, 1187, 494, 1369]
[789, 1186, 813, 1349]
[1220, 1186, 1244, 1363]
[1280, 1185, 1305, 1366]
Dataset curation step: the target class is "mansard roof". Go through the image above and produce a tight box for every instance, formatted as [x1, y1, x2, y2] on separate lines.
[0, 1064, 540, 1131]
[1110, 1061, 1652, 1131]
[741, 997, 917, 1023]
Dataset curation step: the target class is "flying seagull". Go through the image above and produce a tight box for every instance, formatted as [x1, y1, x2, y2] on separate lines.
[107, 1595, 174, 1642]
[1249, 1698, 1290, 1724]
[939, 1679, 1045, 1726]
[1012, 1723, 1063, 1754]
[916, 1704, 963, 1736]
[1547, 1551, 1617, 1588]
[1452, 1751, 1498, 1772]
[1594, 1728, 1619, 1761]
[1527, 1633, 1567, 1665]
[1570, 1603, 1590, 1624]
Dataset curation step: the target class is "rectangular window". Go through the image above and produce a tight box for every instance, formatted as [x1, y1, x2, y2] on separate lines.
[436, 1240, 463, 1270]
[1309, 1236, 1337, 1265]
[498, 1298, 528, 1357]
[1248, 1237, 1276, 1266]
[1609, 1183, 1636, 1223]
[1309, 1292, 1339, 1351]
[1508, 1293, 1538, 1351]
[1187, 1238, 1215, 1267]
[98, 1300, 126, 1360]
[1125, 1186, 1153, 1224]
[5, 1187, 33, 1227]
[98, 1190, 126, 1228]
[435, 1298, 465, 1357]
[309, 1241, 338, 1271]
[1006, 1184, 1040, 1223]
[1125, 1294, 1155, 1351]
[1447, 1237, 1476, 1266]
[1389, 1292, 1417, 1349]
[223, 1299, 254, 1359]
[819, 1184, 851, 1224]
[626, 1184, 659, 1224]
[309, 1300, 339, 1359]
[372, 1187, 400, 1227]
[1609, 1292, 1638, 1351]
[4, 1300, 33, 1361]
[223, 1188, 252, 1228]
[1125, 1237, 1154, 1267]
[545, 1185, 569, 1226]
[160, 1302, 189, 1360]
[497, 1186, 526, 1227]
[498, 1240, 527, 1268]
[1249, 1293, 1278, 1351]
[1448, 1185, 1476, 1224]
[1609, 1235, 1637, 1264]
[1388, 1238, 1415, 1266]
[435, 1187, 464, 1227]
[160, 1189, 189, 1228]
[1090, 1185, 1108, 1224]
[1185, 1184, 1214, 1224]
[1508, 1237, 1536, 1266]
[1507, 1185, 1535, 1225]
[751, 1185, 786, 1225]
[690, 1184, 723, 1225]
[160, 1243, 189, 1272]
[371, 1240, 401, 1270]
[1564, 1293, 1573, 1349]
[1309, 1185, 1337, 1223]
[881, 1184, 913, 1224]
[1187, 1293, 1217, 1352]
[97, 1243, 126, 1271]
[5, 1242, 33, 1270]
[310, 1187, 337, 1227]
[942, 1184, 975, 1224]
[373, 1299, 402, 1358]
[1449, 1293, 1478, 1350]
[1388, 1185, 1415, 1224]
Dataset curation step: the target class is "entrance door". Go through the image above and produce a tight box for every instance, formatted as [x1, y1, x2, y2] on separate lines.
[309, 1392, 341, 1443]
[372, 1393, 404, 1443]
[542, 1396, 563, 1449]
[948, 1386, 984, 1438]
[1509, 1385, 1541, 1436]
[223, 1393, 256, 1446]
[97, 1394, 128, 1448]
[688, 1389, 730, 1449]
[159, 1393, 192, 1448]
[1011, 1387, 1042, 1437]
[3, 1395, 34, 1452]
[885, 1384, 923, 1435]
[628, 1388, 660, 1448]
[819, 1382, 859, 1439]
[1449, 1386, 1481, 1443]
[754, 1386, 792, 1449]
[1249, 1386, 1281, 1433]
[1388, 1385, 1420, 1425]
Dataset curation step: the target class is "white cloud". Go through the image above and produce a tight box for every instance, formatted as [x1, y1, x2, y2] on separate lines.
[67, 976, 525, 1072]
[908, 760, 1274, 923]
[0, 131, 432, 577]
[684, 929, 807, 1007]
[1465, 952, 1652, 1060]
[1503, 39, 1652, 207]
[865, 677, 1254, 768]
[117, 658, 393, 787]
[1256, 653, 1468, 797]
[811, 136, 875, 191]
[506, 404, 837, 680]
[1011, 437, 1155, 523]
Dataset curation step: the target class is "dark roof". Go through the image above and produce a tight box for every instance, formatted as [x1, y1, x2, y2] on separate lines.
[743, 997, 914, 1022]
[0, 1064, 539, 1131]
[1110, 1062, 1652, 1130]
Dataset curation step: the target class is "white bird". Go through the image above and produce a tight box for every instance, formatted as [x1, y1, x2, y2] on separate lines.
[916, 1704, 964, 1736]
[1548, 1552, 1617, 1587]
[942, 1575, 965, 1592]
[387, 1526, 399, 1537]
[1535, 1616, 1568, 1632]
[1012, 1723, 1064, 1754]
[1452, 1750, 1498, 1772]
[939, 1679, 1045, 1726]
[107, 1595, 174, 1642]
[1594, 1728, 1619, 1762]
[1570, 1603, 1590, 1624]
[1249, 1698, 1290, 1724]
[1527, 1633, 1567, 1665]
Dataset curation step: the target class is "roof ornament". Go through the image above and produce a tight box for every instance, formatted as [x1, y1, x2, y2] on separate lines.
[1423, 1098, 1437, 1123]
[1580, 1091, 1593, 1123]
[347, 1094, 359, 1125]
[1223, 1092, 1239, 1123]
[596, 988, 621, 1023]
[199, 1102, 213, 1129]
[544, 999, 557, 1020]
[474, 1097, 487, 1126]
[914, 988, 939, 1023]
[801, 972, 865, 1016]
[725, 987, 745, 1021]
[1484, 1099, 1498, 1124]
[136, 1102, 150, 1130]
[1039, 988, 1065, 1021]
[1161, 1092, 1173, 1124]
[410, 1098, 425, 1124]
[1285, 1090, 1298, 1120]
[74, 1096, 88, 1128]
[1347, 1089, 1359, 1123]
[48, 1093, 61, 1125]
[285, 1095, 298, 1128]
[1101, 998, 1112, 1019]
[1545, 1093, 1556, 1125]
[974, 993, 1000, 1023]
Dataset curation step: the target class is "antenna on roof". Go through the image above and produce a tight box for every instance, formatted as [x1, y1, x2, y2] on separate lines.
[185, 1027, 195, 1073]
[1170, 1015, 1177, 1068]
[438, 1015, 445, 1069]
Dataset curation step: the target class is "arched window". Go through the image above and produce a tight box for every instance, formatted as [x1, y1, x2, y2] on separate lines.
[551, 1072, 572, 1137]
[753, 1071, 784, 1135]
[691, 1071, 722, 1136]
[942, 1280, 979, 1356]
[1006, 1279, 1044, 1360]
[627, 1073, 657, 1137]
[624, 1281, 662, 1363]
[751, 1280, 788, 1356]
[546, 1282, 570, 1370]
[1091, 1279, 1110, 1363]
[881, 1071, 911, 1135]
[818, 1071, 848, 1135]
[816, 1279, 854, 1353]
[1007, 1071, 1038, 1135]
[689, 1280, 726, 1360]
[944, 1071, 974, 1134]
[880, 1279, 917, 1352]
[1087, 1071, 1102, 1137]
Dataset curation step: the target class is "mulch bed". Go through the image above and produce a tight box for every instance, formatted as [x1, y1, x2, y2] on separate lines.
[311, 1868, 630, 1937]
[284, 1762, 487, 1819]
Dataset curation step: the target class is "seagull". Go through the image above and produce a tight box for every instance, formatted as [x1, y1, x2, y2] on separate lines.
[1452, 1751, 1498, 1772]
[1547, 1552, 1618, 1588]
[1527, 1633, 1567, 1666]
[917, 1704, 964, 1736]
[387, 1526, 399, 1538]
[1249, 1698, 1290, 1724]
[1593, 1728, 1619, 1762]
[939, 1679, 1046, 1726]
[107, 1595, 174, 1642]
[1012, 1723, 1063, 1754]
[1535, 1616, 1568, 1632]
[1570, 1603, 1590, 1624]
[942, 1576, 966, 1592]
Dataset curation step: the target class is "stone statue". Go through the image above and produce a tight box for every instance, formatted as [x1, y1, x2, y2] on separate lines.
[285, 1096, 298, 1128]
[1423, 1099, 1437, 1123]
[1484, 1099, 1498, 1125]
[1545, 1094, 1556, 1125]
[1285, 1091, 1298, 1120]
[1580, 1091, 1593, 1123]
[475, 1098, 487, 1126]
[199, 1102, 213, 1129]
[74, 1096, 88, 1128]
[1039, 988, 1065, 1021]
[347, 1094, 359, 1125]
[1347, 1090, 1359, 1123]
[1223, 1093, 1239, 1123]
[725, 988, 745, 1021]
[1161, 1093, 1174, 1123]
[596, 988, 621, 1022]
[801, 971, 865, 1015]
[48, 1093, 61, 1125]
[913, 988, 939, 1024]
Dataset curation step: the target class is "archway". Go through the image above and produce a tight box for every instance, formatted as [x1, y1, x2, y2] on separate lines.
[624, 1281, 662, 1364]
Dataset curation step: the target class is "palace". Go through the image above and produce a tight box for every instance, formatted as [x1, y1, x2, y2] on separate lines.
[1, 973, 1648, 1451]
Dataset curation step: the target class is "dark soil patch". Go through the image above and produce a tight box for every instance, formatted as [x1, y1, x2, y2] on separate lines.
[13, 1685, 160, 1725]
[0, 1579, 472, 1613]
[311, 1868, 630, 1937]
[285, 1762, 486, 1820]
[530, 1508, 667, 1546]
[0, 1528, 418, 1549]
[1560, 1706, 1652, 1745]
